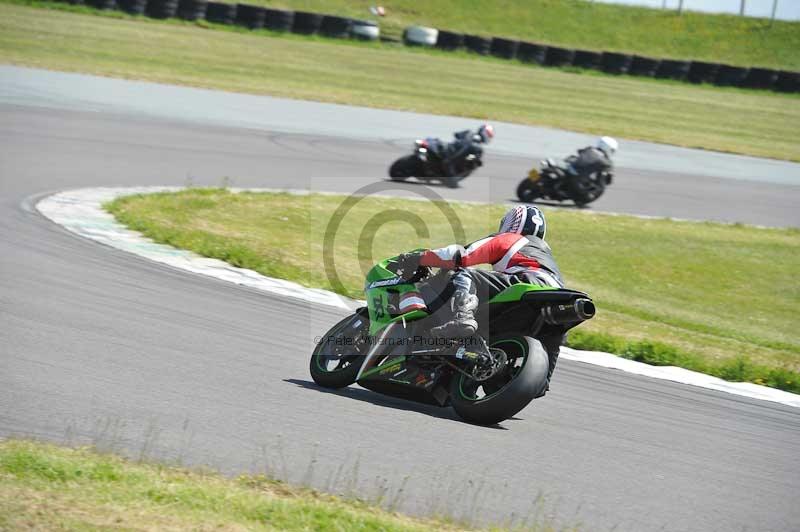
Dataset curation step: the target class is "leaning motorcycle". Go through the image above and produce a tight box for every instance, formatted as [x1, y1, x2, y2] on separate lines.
[309, 254, 594, 425]
[389, 138, 483, 188]
[517, 158, 613, 207]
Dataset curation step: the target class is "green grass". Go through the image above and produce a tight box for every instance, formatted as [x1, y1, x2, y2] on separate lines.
[230, 0, 800, 70]
[1, 2, 799, 161]
[0, 439, 479, 531]
[105, 189, 800, 393]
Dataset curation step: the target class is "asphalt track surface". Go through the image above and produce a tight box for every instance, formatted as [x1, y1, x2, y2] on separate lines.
[2, 101, 800, 531]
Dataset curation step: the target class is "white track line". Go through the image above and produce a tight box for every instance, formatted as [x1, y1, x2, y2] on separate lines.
[36, 187, 800, 409]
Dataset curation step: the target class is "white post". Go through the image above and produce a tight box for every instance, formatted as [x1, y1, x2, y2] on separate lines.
[678, 0, 684, 14]
[740, 0, 746, 16]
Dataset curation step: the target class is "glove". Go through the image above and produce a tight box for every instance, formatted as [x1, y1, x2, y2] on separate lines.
[395, 252, 426, 281]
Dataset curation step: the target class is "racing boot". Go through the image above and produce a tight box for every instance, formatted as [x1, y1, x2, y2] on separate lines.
[430, 288, 478, 339]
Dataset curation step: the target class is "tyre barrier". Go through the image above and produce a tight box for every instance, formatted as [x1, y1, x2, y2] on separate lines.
[87, 0, 115, 9]
[629, 55, 660, 77]
[319, 15, 352, 39]
[350, 20, 379, 41]
[205, 2, 235, 24]
[403, 25, 438, 46]
[655, 59, 691, 81]
[687, 61, 719, 84]
[145, 0, 178, 19]
[436, 30, 464, 50]
[774, 71, 800, 93]
[517, 42, 547, 64]
[739, 68, 778, 90]
[490, 38, 519, 60]
[235, 4, 265, 29]
[177, 0, 207, 21]
[545, 46, 575, 67]
[117, 0, 146, 15]
[292, 11, 323, 34]
[264, 8, 293, 31]
[713, 64, 749, 87]
[464, 34, 491, 55]
[601, 52, 633, 75]
[572, 50, 602, 69]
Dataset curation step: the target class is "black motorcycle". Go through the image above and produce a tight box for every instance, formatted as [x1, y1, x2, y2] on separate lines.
[517, 158, 613, 207]
[389, 136, 483, 188]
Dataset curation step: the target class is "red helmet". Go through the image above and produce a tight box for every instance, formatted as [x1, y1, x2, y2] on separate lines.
[478, 124, 495, 143]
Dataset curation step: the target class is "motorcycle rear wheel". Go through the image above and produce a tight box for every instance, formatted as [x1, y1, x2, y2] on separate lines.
[389, 155, 420, 181]
[309, 314, 369, 388]
[516, 179, 540, 203]
[449, 335, 549, 425]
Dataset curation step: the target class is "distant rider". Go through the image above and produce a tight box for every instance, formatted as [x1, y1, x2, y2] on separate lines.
[562, 136, 617, 202]
[437, 123, 495, 177]
[396, 205, 565, 390]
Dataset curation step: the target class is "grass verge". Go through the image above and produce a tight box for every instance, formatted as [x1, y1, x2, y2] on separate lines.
[0, 439, 475, 531]
[225, 0, 800, 70]
[0, 1, 798, 161]
[105, 189, 800, 393]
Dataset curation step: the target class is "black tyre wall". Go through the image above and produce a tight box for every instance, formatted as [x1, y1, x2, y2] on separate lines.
[655, 59, 691, 80]
[629, 55, 660, 77]
[545, 46, 575, 67]
[774, 71, 800, 93]
[117, 0, 146, 15]
[713, 64, 749, 86]
[436, 30, 464, 50]
[601, 52, 633, 74]
[292, 11, 323, 34]
[145, 0, 178, 19]
[205, 1, 236, 24]
[490, 38, 519, 60]
[264, 8, 294, 31]
[320, 15, 352, 38]
[740, 68, 778, 90]
[235, 4, 266, 29]
[177, 0, 207, 21]
[572, 50, 602, 69]
[87, 0, 116, 9]
[517, 42, 547, 64]
[464, 34, 491, 55]
[687, 61, 720, 84]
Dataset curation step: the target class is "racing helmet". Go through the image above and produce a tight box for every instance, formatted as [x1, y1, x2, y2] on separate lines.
[498, 205, 546, 240]
[596, 136, 619, 157]
[477, 124, 495, 144]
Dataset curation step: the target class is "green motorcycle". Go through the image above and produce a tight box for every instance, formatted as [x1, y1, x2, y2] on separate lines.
[310, 254, 594, 425]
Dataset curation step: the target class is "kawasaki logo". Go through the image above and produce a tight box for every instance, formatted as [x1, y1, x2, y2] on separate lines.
[368, 277, 402, 289]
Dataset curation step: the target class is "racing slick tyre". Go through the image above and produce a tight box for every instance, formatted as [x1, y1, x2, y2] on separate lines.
[389, 155, 421, 180]
[516, 179, 540, 203]
[450, 335, 549, 425]
[310, 314, 368, 389]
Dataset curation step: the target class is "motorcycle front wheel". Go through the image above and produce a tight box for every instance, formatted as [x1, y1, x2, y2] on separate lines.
[516, 179, 540, 203]
[449, 335, 549, 425]
[309, 313, 369, 388]
[389, 155, 421, 181]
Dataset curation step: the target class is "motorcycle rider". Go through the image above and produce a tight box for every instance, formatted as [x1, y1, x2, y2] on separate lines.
[396, 205, 564, 389]
[438, 123, 494, 178]
[562, 136, 618, 202]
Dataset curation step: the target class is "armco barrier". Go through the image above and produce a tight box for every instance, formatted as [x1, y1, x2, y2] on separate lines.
[350, 20, 379, 40]
[404, 26, 438, 46]
[145, 0, 178, 19]
[292, 11, 324, 34]
[436, 30, 464, 50]
[177, 0, 207, 21]
[572, 50, 602, 69]
[517, 42, 547, 64]
[601, 52, 633, 75]
[319, 15, 352, 38]
[235, 4, 266, 29]
[655, 59, 691, 81]
[713, 65, 749, 86]
[490, 38, 519, 60]
[205, 2, 235, 24]
[740, 68, 778, 90]
[774, 71, 800, 93]
[629, 55, 660, 77]
[464, 34, 491, 55]
[687, 61, 720, 84]
[117, 0, 146, 15]
[545, 46, 575, 67]
[264, 8, 293, 31]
